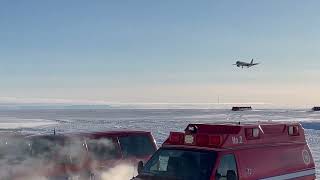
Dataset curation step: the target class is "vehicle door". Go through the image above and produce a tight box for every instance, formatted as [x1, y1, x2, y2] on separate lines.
[214, 153, 239, 180]
[86, 136, 122, 169]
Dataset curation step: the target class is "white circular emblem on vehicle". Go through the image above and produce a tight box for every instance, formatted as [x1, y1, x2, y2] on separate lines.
[184, 135, 194, 144]
[302, 149, 311, 165]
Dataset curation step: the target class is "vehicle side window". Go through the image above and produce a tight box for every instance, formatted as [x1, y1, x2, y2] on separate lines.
[119, 135, 155, 157]
[150, 155, 170, 172]
[87, 137, 120, 160]
[216, 154, 238, 180]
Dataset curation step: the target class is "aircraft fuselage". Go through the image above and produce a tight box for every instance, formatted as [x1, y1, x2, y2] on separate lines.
[234, 60, 259, 68]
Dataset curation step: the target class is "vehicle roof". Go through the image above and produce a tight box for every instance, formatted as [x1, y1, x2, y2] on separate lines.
[163, 121, 306, 150]
[161, 144, 223, 152]
[25, 130, 152, 139]
[188, 121, 299, 126]
[77, 130, 152, 138]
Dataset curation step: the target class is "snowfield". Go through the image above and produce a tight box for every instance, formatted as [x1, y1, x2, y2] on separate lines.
[0, 108, 319, 177]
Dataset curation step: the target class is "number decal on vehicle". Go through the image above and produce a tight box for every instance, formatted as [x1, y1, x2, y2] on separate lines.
[232, 136, 243, 144]
[302, 149, 311, 165]
[246, 168, 253, 176]
[239, 136, 243, 144]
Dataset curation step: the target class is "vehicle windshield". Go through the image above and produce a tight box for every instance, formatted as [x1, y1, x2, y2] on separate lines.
[119, 135, 156, 157]
[142, 148, 217, 180]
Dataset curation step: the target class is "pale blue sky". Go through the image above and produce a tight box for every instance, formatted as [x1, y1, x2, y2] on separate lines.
[0, 0, 320, 105]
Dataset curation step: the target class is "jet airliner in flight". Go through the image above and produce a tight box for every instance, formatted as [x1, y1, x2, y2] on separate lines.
[233, 59, 259, 68]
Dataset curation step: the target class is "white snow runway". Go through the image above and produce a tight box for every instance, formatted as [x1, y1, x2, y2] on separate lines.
[0, 109, 319, 177]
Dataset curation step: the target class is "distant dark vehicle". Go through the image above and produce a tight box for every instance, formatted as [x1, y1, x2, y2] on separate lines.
[312, 107, 320, 111]
[231, 106, 252, 111]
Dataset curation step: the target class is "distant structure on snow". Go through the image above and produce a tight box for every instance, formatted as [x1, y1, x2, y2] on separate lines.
[232, 106, 252, 111]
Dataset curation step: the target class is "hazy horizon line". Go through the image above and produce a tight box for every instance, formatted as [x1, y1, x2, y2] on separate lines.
[0, 97, 318, 109]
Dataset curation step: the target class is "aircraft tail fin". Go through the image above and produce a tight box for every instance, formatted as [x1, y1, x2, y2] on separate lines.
[250, 59, 253, 64]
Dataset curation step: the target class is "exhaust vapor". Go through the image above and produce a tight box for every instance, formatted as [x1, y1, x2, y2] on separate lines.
[0, 135, 139, 180]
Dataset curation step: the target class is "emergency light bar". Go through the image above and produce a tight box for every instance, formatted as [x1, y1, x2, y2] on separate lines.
[165, 122, 304, 150]
[188, 134, 221, 147]
[185, 124, 241, 134]
[186, 125, 198, 133]
[169, 132, 222, 147]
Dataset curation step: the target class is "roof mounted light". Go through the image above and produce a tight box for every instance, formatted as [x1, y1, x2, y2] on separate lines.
[185, 125, 198, 134]
[245, 128, 260, 140]
[193, 134, 221, 147]
[288, 125, 299, 136]
[196, 134, 209, 146]
[185, 124, 241, 134]
[209, 136, 221, 146]
[169, 132, 184, 144]
[253, 128, 260, 137]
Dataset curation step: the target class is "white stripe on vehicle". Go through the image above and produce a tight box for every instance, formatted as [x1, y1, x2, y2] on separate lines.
[259, 169, 316, 180]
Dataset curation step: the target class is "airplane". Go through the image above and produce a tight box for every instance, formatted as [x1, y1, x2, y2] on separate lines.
[233, 59, 259, 68]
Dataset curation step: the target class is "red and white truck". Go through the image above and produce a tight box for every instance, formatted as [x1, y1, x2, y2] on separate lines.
[134, 122, 316, 180]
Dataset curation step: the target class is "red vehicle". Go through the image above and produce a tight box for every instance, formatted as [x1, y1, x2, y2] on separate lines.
[81, 131, 157, 178]
[8, 130, 157, 180]
[134, 122, 316, 180]
[12, 134, 90, 180]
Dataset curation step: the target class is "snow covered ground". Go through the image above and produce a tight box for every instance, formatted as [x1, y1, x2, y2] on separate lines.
[0, 108, 319, 177]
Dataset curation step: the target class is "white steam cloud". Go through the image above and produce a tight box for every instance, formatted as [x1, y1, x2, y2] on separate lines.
[101, 164, 137, 180]
[0, 134, 139, 180]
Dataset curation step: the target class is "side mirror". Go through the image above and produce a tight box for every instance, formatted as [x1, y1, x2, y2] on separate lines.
[226, 170, 237, 180]
[137, 161, 144, 174]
